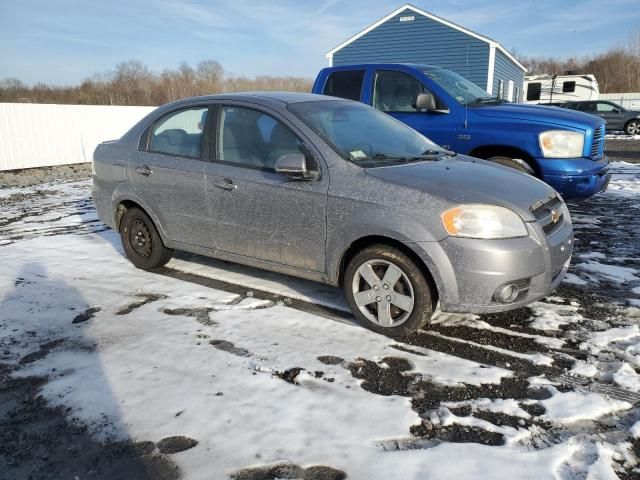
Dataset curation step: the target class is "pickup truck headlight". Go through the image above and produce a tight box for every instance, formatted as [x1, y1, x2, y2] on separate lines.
[539, 130, 584, 158]
[441, 205, 527, 239]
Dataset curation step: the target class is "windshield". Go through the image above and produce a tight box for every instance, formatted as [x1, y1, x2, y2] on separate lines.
[422, 68, 495, 106]
[288, 100, 446, 167]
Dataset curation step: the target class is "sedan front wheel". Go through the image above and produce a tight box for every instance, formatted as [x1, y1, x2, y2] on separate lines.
[344, 245, 434, 337]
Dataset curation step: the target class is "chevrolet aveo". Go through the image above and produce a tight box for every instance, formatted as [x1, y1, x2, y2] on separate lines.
[93, 92, 573, 337]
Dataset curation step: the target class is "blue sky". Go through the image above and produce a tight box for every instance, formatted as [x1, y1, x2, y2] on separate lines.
[1, 0, 639, 85]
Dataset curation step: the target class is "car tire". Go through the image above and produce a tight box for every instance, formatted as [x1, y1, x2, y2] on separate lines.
[488, 156, 535, 175]
[120, 207, 173, 270]
[343, 244, 434, 338]
[624, 119, 639, 136]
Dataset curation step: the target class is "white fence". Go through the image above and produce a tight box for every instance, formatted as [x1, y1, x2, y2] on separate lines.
[0, 103, 156, 171]
[600, 93, 640, 110]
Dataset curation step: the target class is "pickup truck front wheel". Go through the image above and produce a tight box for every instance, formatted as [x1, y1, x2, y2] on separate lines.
[488, 156, 535, 175]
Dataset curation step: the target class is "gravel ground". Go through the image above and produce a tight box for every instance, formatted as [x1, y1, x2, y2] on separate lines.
[0, 163, 91, 188]
[606, 139, 640, 163]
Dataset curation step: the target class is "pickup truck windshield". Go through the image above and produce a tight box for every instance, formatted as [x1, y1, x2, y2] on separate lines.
[422, 68, 496, 106]
[288, 100, 446, 167]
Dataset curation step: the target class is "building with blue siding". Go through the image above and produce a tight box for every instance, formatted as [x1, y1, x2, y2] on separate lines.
[327, 4, 526, 102]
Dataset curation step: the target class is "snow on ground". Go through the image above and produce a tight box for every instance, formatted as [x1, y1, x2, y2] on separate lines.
[606, 132, 640, 140]
[2, 167, 640, 478]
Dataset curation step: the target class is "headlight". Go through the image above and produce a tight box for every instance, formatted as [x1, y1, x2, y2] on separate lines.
[539, 130, 584, 158]
[441, 205, 527, 239]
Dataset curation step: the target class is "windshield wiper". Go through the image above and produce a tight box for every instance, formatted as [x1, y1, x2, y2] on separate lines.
[468, 96, 502, 105]
[369, 150, 450, 163]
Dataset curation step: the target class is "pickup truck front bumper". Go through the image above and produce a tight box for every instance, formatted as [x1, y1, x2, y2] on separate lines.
[538, 155, 610, 199]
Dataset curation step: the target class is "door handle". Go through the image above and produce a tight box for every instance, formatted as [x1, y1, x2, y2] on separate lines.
[135, 165, 153, 176]
[213, 178, 237, 191]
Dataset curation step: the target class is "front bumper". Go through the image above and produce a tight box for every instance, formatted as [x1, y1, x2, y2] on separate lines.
[414, 216, 573, 314]
[538, 155, 610, 199]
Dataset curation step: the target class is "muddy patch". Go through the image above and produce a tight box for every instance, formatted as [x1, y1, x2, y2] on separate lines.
[275, 367, 305, 385]
[72, 306, 101, 324]
[317, 355, 344, 365]
[117, 293, 168, 315]
[229, 462, 346, 480]
[156, 435, 198, 454]
[163, 307, 216, 326]
[19, 338, 67, 365]
[210, 339, 251, 357]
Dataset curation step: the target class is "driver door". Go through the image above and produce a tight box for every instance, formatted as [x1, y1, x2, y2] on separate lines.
[371, 69, 458, 150]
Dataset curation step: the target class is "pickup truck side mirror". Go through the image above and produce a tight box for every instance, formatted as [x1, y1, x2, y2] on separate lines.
[413, 92, 449, 114]
[275, 153, 318, 180]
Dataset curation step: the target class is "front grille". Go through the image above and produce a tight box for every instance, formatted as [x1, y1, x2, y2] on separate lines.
[530, 194, 564, 236]
[591, 125, 604, 158]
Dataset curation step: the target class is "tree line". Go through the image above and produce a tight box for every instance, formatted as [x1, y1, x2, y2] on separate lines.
[517, 32, 640, 93]
[2, 36, 640, 106]
[0, 60, 313, 106]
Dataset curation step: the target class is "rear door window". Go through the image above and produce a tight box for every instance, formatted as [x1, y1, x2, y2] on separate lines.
[323, 70, 365, 101]
[148, 107, 209, 158]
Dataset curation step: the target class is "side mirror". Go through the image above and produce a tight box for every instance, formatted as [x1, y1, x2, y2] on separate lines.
[414, 92, 436, 111]
[275, 153, 317, 180]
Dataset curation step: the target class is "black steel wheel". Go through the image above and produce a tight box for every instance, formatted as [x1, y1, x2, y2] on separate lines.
[120, 207, 173, 270]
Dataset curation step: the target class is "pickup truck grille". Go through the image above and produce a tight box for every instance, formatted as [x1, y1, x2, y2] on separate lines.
[530, 194, 564, 235]
[590, 125, 604, 158]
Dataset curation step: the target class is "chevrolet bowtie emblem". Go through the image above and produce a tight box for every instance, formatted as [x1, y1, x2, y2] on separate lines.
[549, 209, 561, 224]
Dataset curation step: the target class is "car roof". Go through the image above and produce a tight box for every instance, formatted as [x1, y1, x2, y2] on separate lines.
[325, 62, 440, 71]
[164, 91, 331, 108]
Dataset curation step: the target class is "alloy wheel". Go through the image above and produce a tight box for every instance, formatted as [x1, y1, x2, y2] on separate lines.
[351, 259, 415, 327]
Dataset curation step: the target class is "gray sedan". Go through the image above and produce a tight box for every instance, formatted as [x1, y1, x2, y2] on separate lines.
[561, 100, 640, 135]
[93, 93, 573, 337]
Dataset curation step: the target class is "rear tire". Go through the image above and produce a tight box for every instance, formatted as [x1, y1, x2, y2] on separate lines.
[624, 119, 639, 136]
[488, 156, 535, 175]
[120, 207, 173, 270]
[343, 244, 433, 338]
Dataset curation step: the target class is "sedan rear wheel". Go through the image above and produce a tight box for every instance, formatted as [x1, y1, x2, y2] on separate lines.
[344, 245, 433, 337]
[120, 207, 173, 270]
[625, 119, 639, 136]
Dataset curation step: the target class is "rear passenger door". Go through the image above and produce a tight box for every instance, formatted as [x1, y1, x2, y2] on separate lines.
[132, 106, 212, 246]
[205, 104, 328, 272]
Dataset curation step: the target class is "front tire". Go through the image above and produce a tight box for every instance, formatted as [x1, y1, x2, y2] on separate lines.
[343, 245, 433, 338]
[120, 207, 173, 270]
[625, 119, 639, 136]
[488, 156, 535, 175]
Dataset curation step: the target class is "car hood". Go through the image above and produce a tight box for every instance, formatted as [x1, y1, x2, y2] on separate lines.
[364, 155, 558, 222]
[472, 102, 602, 130]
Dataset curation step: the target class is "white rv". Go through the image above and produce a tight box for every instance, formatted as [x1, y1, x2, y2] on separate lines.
[524, 74, 599, 105]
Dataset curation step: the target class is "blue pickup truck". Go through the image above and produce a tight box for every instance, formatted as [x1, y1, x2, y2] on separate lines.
[312, 63, 610, 199]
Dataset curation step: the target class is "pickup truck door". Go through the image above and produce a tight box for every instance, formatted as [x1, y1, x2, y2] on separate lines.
[205, 103, 328, 272]
[370, 69, 458, 151]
